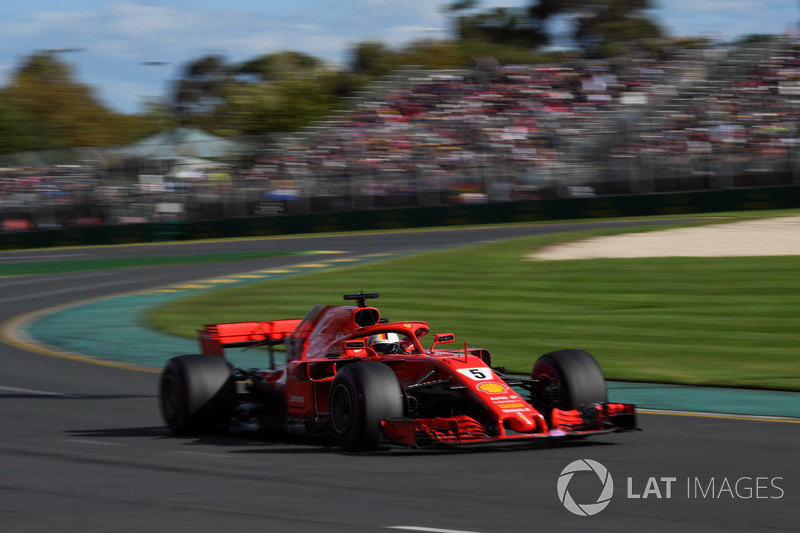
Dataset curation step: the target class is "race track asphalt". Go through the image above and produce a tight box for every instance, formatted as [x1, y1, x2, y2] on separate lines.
[0, 220, 797, 532]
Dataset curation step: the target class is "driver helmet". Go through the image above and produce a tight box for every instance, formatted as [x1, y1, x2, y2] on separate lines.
[368, 332, 402, 354]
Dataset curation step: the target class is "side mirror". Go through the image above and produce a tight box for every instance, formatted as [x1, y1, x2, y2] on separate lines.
[338, 340, 373, 359]
[343, 340, 366, 349]
[430, 333, 455, 351]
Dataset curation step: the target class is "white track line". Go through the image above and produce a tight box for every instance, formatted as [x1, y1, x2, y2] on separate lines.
[0, 385, 84, 398]
[386, 527, 485, 533]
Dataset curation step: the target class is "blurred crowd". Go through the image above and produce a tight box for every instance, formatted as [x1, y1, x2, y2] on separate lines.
[4, 37, 800, 231]
[253, 38, 800, 206]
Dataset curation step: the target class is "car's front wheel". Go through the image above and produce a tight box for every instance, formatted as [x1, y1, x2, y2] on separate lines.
[532, 349, 608, 412]
[329, 362, 404, 451]
[159, 354, 235, 435]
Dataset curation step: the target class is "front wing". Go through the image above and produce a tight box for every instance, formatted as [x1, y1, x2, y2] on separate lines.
[380, 403, 638, 449]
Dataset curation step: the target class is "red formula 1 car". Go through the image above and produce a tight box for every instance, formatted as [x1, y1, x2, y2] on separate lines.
[159, 292, 637, 450]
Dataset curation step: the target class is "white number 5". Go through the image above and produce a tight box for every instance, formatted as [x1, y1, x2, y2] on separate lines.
[457, 367, 493, 381]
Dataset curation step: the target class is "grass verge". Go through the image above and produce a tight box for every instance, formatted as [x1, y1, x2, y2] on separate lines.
[145, 219, 800, 391]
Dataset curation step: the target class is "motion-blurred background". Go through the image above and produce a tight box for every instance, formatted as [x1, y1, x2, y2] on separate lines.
[2, 1, 800, 230]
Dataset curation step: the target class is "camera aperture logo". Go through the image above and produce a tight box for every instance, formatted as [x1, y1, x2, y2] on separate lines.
[558, 459, 785, 517]
[557, 459, 614, 516]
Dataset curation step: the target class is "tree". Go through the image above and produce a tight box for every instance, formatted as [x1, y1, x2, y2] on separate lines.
[171, 54, 233, 121]
[239, 51, 323, 82]
[567, 0, 663, 56]
[1, 52, 144, 153]
[0, 91, 50, 154]
[350, 41, 400, 77]
[169, 51, 366, 136]
[448, 2, 550, 49]
[173, 52, 359, 136]
[216, 73, 343, 136]
[349, 39, 476, 75]
[396, 40, 470, 69]
[447, 0, 663, 57]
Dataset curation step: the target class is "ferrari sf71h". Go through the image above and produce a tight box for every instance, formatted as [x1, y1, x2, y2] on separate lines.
[159, 292, 637, 450]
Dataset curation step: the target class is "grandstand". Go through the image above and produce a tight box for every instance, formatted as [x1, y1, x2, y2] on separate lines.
[2, 36, 800, 230]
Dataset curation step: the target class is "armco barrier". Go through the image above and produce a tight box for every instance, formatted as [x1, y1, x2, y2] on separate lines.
[2, 185, 799, 250]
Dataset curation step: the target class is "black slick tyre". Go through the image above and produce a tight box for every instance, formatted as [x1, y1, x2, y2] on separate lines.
[328, 362, 403, 451]
[532, 349, 608, 411]
[159, 354, 235, 435]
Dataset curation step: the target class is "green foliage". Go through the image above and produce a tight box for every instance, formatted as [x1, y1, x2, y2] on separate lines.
[350, 41, 399, 77]
[571, 1, 663, 55]
[452, 0, 663, 56]
[0, 90, 56, 153]
[458, 38, 554, 65]
[239, 51, 323, 81]
[211, 68, 345, 136]
[169, 51, 365, 135]
[396, 40, 471, 69]
[172, 54, 232, 120]
[453, 6, 549, 48]
[0, 52, 156, 154]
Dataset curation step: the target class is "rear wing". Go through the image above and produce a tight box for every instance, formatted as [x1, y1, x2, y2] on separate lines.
[199, 319, 302, 357]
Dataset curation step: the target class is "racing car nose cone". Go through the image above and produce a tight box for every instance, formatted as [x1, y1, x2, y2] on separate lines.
[505, 412, 539, 433]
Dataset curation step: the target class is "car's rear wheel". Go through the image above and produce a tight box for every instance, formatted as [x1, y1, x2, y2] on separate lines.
[532, 349, 607, 411]
[159, 354, 235, 435]
[329, 362, 403, 451]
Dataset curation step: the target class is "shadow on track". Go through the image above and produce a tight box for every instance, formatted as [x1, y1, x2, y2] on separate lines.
[66, 423, 624, 455]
